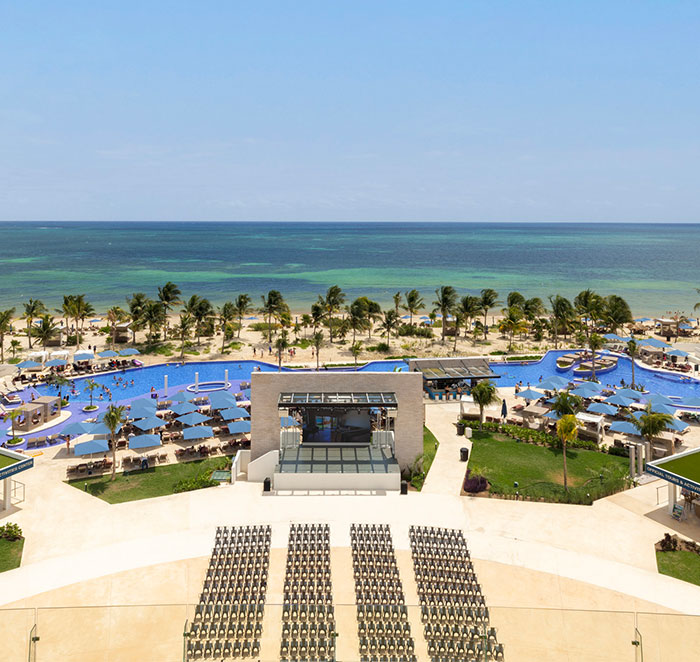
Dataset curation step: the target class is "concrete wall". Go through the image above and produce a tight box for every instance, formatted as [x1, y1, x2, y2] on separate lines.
[250, 371, 424, 470]
[247, 450, 279, 482]
[273, 470, 401, 492]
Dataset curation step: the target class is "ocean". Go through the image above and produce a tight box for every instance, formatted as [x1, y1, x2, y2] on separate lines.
[0, 221, 697, 315]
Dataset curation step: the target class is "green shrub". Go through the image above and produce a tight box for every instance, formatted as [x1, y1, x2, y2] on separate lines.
[398, 325, 433, 338]
[250, 322, 280, 333]
[505, 355, 543, 362]
[367, 342, 390, 353]
[0, 523, 23, 541]
[460, 420, 598, 451]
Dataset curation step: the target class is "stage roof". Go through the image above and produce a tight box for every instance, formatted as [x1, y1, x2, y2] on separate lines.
[408, 357, 499, 381]
[278, 391, 397, 407]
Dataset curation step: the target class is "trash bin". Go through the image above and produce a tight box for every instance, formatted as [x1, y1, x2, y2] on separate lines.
[140, 458, 148, 471]
[400, 480, 408, 495]
[263, 477, 271, 492]
[460, 447, 469, 462]
[456, 422, 465, 436]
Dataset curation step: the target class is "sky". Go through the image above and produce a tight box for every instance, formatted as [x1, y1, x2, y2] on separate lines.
[1, 1, 699, 223]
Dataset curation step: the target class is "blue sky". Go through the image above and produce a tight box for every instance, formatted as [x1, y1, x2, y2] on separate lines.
[1, 1, 699, 222]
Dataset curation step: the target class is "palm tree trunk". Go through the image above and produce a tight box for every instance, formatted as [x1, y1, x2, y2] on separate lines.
[479, 407, 484, 431]
[316, 349, 320, 371]
[591, 351, 596, 381]
[27, 322, 33, 349]
[631, 358, 635, 387]
[562, 440, 568, 491]
[111, 433, 117, 481]
[0, 335, 4, 363]
[483, 311, 488, 338]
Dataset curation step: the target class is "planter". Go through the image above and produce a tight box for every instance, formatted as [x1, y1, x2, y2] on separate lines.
[6, 437, 24, 447]
[82, 405, 99, 413]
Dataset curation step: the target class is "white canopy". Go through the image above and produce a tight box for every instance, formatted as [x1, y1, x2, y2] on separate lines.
[50, 350, 69, 358]
[576, 412, 604, 425]
[28, 350, 48, 361]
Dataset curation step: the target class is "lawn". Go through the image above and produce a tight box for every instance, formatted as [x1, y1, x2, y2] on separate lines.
[468, 431, 629, 504]
[0, 538, 24, 573]
[0, 455, 21, 469]
[66, 456, 231, 504]
[411, 427, 439, 491]
[655, 453, 700, 483]
[656, 550, 700, 587]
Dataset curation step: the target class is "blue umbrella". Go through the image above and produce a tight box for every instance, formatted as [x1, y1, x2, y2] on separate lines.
[220, 407, 250, 421]
[183, 426, 213, 441]
[132, 416, 166, 431]
[129, 406, 157, 420]
[74, 351, 94, 360]
[17, 360, 40, 369]
[609, 421, 640, 435]
[208, 392, 238, 409]
[651, 403, 677, 415]
[682, 396, 700, 407]
[615, 388, 643, 399]
[129, 434, 162, 449]
[646, 394, 674, 406]
[89, 422, 122, 435]
[170, 402, 198, 415]
[666, 418, 689, 432]
[543, 411, 561, 420]
[580, 381, 604, 392]
[61, 421, 93, 437]
[74, 438, 110, 456]
[634, 317, 652, 322]
[98, 350, 119, 358]
[603, 333, 623, 341]
[515, 388, 544, 400]
[280, 416, 299, 427]
[570, 387, 598, 398]
[539, 376, 570, 390]
[667, 349, 688, 357]
[46, 358, 67, 367]
[679, 323, 693, 330]
[605, 394, 634, 407]
[227, 420, 251, 435]
[119, 348, 140, 356]
[237, 388, 252, 400]
[171, 391, 191, 403]
[638, 338, 670, 349]
[587, 402, 618, 416]
[178, 412, 210, 426]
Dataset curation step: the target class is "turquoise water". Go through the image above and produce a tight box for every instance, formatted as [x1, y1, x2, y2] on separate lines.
[1, 221, 698, 314]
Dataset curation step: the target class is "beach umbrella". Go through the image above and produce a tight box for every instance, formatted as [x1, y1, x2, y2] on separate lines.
[74, 351, 94, 360]
[74, 438, 110, 456]
[650, 403, 677, 415]
[182, 426, 213, 441]
[17, 360, 40, 369]
[220, 407, 250, 421]
[178, 412, 210, 426]
[89, 318, 102, 323]
[543, 411, 561, 420]
[609, 421, 640, 435]
[45, 358, 67, 367]
[580, 381, 604, 392]
[60, 421, 93, 437]
[615, 388, 643, 399]
[119, 348, 140, 356]
[171, 391, 191, 403]
[603, 333, 623, 341]
[587, 402, 618, 416]
[634, 317, 652, 323]
[501, 400, 508, 419]
[646, 394, 674, 406]
[208, 392, 238, 409]
[570, 386, 598, 398]
[227, 420, 251, 435]
[515, 388, 544, 400]
[246, 316, 258, 320]
[89, 422, 122, 435]
[132, 416, 166, 431]
[539, 376, 569, 390]
[667, 349, 688, 357]
[280, 416, 299, 427]
[129, 434, 162, 449]
[237, 388, 252, 400]
[679, 323, 693, 330]
[682, 396, 700, 407]
[170, 402, 198, 416]
[98, 350, 119, 358]
[604, 394, 634, 407]
[638, 338, 670, 349]
[666, 418, 689, 433]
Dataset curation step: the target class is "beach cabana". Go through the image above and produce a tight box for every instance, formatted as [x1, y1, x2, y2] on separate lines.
[227, 420, 251, 435]
[74, 437, 110, 456]
[129, 434, 162, 450]
[178, 412, 210, 426]
[132, 416, 166, 431]
[183, 426, 213, 441]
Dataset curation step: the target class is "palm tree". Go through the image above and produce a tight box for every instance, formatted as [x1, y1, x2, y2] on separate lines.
[126, 292, 149, 344]
[183, 295, 214, 345]
[471, 380, 500, 431]
[452, 312, 463, 353]
[158, 282, 182, 333]
[218, 302, 236, 352]
[106, 306, 126, 348]
[550, 391, 582, 417]
[548, 294, 574, 349]
[310, 302, 325, 335]
[320, 285, 345, 343]
[9, 339, 21, 359]
[378, 309, 400, 345]
[403, 289, 424, 326]
[0, 308, 15, 363]
[506, 291, 526, 310]
[103, 404, 127, 481]
[23, 299, 45, 349]
[574, 289, 603, 340]
[556, 414, 579, 492]
[627, 339, 639, 388]
[232, 294, 253, 339]
[347, 298, 369, 345]
[588, 333, 604, 381]
[522, 297, 546, 325]
[631, 404, 674, 454]
[433, 286, 457, 344]
[174, 313, 194, 359]
[33, 314, 59, 349]
[457, 296, 482, 343]
[499, 307, 528, 352]
[83, 379, 100, 409]
[5, 408, 23, 441]
[142, 300, 165, 342]
[479, 289, 501, 339]
[603, 295, 633, 334]
[260, 290, 287, 342]
[275, 330, 289, 371]
[694, 288, 700, 314]
[312, 331, 324, 371]
[300, 314, 312, 338]
[350, 341, 363, 368]
[60, 294, 93, 347]
[392, 292, 402, 317]
[52, 373, 71, 403]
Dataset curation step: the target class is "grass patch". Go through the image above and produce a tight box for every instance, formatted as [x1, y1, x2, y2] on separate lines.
[66, 457, 231, 504]
[656, 551, 700, 587]
[410, 427, 439, 491]
[7, 357, 20, 364]
[0, 538, 24, 573]
[0, 455, 21, 469]
[468, 431, 629, 504]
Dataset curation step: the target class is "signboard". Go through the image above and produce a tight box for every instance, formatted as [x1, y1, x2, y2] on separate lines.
[671, 504, 684, 522]
[645, 463, 700, 496]
[0, 457, 34, 481]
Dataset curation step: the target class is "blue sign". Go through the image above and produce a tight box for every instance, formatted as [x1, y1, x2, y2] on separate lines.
[646, 463, 700, 496]
[0, 457, 33, 481]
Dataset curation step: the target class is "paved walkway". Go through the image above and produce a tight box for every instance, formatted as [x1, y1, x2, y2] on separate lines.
[422, 401, 469, 495]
